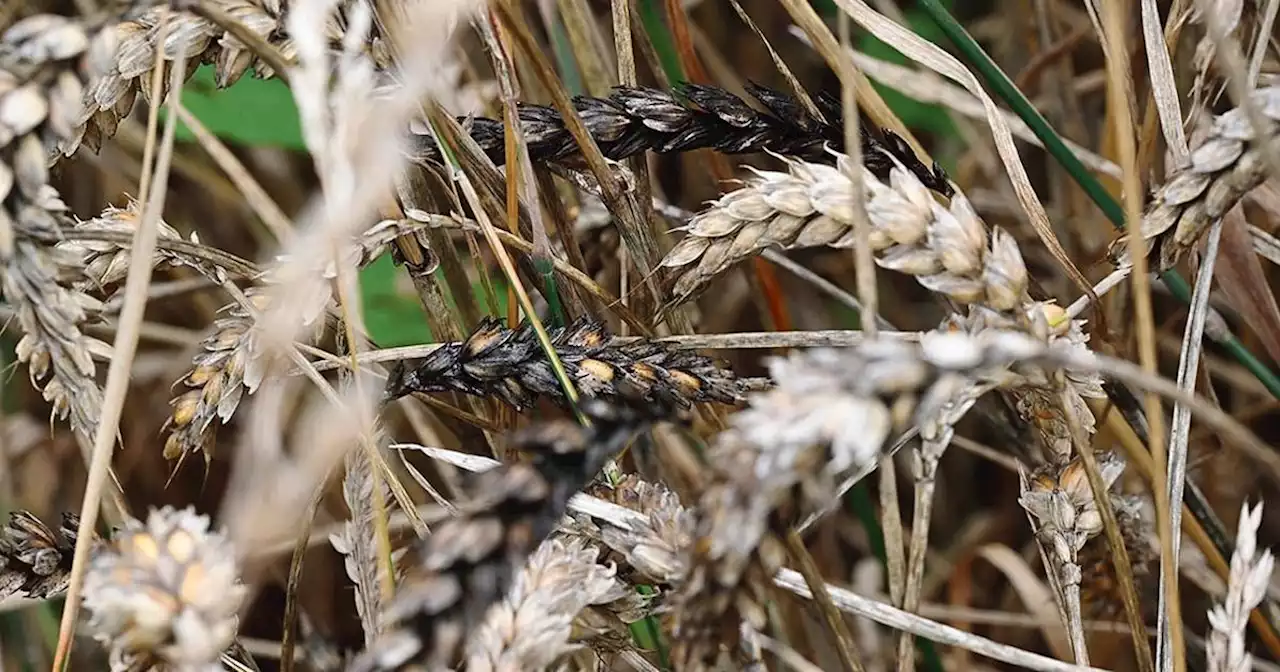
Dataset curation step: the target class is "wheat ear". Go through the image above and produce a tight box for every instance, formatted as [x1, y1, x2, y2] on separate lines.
[1111, 85, 1280, 270]
[1206, 501, 1275, 672]
[1, 15, 120, 448]
[348, 399, 662, 672]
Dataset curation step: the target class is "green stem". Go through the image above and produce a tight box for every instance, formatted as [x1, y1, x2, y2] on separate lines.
[636, 0, 687, 84]
[915, 0, 1280, 400]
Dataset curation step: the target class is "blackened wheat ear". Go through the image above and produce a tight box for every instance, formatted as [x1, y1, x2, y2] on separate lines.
[347, 399, 659, 672]
[405, 82, 954, 197]
[0, 510, 82, 602]
[385, 316, 745, 414]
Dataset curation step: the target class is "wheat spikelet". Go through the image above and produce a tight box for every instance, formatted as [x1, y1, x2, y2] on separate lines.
[386, 316, 746, 415]
[660, 152, 1022, 310]
[672, 328, 1065, 668]
[1206, 501, 1275, 672]
[83, 506, 247, 672]
[55, 198, 192, 291]
[1111, 85, 1280, 270]
[330, 438, 398, 647]
[0, 510, 83, 602]
[405, 83, 951, 197]
[164, 217, 429, 463]
[575, 473, 694, 587]
[661, 153, 1107, 462]
[1, 15, 119, 447]
[69, 1, 340, 154]
[464, 535, 642, 671]
[348, 399, 661, 672]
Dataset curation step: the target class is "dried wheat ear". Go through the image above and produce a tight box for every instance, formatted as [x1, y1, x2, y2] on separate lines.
[2, 15, 119, 446]
[1111, 84, 1280, 270]
[161, 218, 431, 464]
[659, 150, 1105, 460]
[385, 316, 746, 414]
[83, 506, 246, 672]
[348, 399, 660, 672]
[71, 0, 361, 154]
[670, 327, 1095, 667]
[406, 83, 952, 197]
[0, 510, 85, 602]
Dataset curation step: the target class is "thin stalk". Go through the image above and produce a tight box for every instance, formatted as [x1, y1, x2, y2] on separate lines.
[786, 531, 866, 672]
[54, 28, 186, 668]
[1062, 390, 1155, 672]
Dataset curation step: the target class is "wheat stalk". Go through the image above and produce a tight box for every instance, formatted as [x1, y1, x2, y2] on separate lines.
[1111, 84, 1280, 271]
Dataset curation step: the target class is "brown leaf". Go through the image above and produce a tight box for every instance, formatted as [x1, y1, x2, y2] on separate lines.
[1210, 202, 1280, 365]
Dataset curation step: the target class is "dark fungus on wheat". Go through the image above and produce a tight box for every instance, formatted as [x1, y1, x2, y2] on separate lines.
[405, 82, 953, 197]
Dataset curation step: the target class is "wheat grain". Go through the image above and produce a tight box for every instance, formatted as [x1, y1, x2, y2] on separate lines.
[83, 506, 246, 672]
[163, 217, 430, 463]
[661, 153, 1107, 462]
[672, 327, 1075, 668]
[1018, 453, 1127, 662]
[1111, 84, 1280, 270]
[464, 535, 641, 671]
[405, 83, 951, 197]
[661, 152, 1022, 310]
[56, 200, 185, 289]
